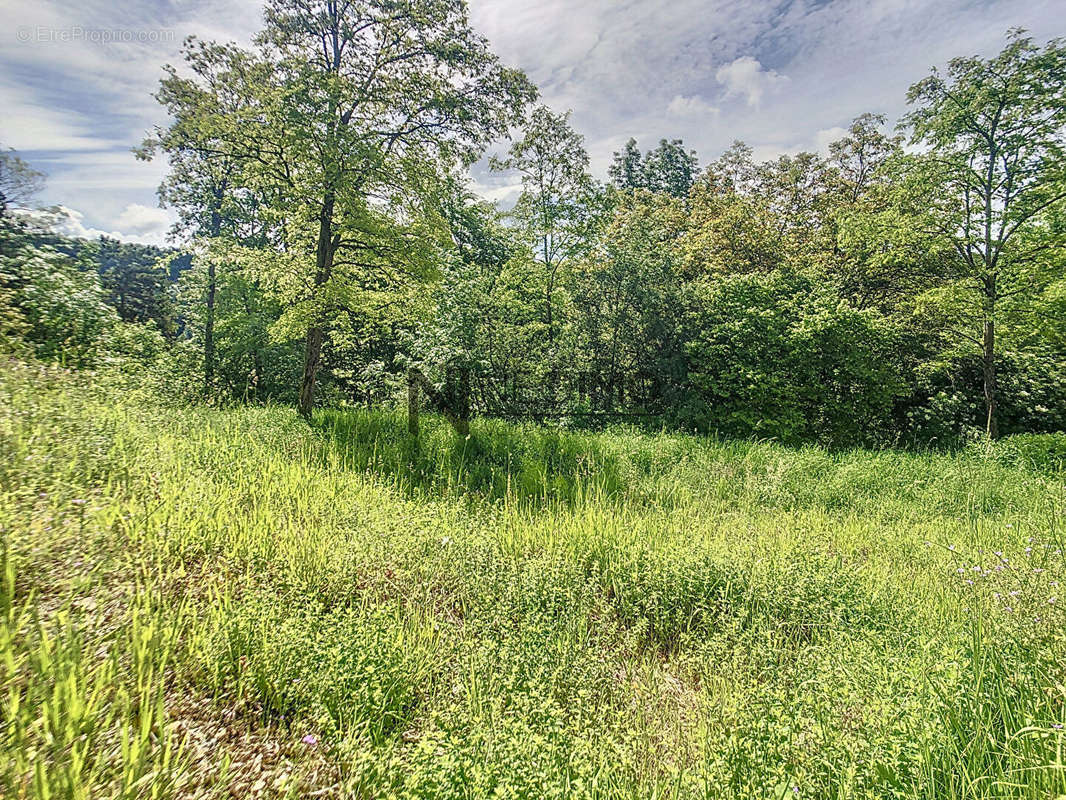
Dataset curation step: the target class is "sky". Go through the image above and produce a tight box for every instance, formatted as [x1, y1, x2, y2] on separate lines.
[0, 0, 1060, 246]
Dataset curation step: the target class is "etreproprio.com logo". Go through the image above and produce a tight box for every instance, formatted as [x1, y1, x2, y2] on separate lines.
[16, 26, 176, 44]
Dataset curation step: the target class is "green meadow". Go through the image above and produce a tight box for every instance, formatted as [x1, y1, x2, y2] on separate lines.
[2, 360, 1064, 799]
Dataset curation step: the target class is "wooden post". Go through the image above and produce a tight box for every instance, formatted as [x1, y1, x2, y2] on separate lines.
[408, 367, 469, 437]
[407, 368, 419, 437]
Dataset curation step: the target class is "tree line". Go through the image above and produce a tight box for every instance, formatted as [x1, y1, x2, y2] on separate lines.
[2, 4, 1064, 447]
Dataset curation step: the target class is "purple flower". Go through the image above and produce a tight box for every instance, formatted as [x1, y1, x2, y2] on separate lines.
[302, 734, 318, 746]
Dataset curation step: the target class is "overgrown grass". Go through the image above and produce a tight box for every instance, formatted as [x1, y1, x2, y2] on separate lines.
[2, 361, 1065, 798]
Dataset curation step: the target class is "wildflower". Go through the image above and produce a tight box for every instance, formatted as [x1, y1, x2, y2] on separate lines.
[302, 734, 318, 746]
[948, 544, 956, 551]
[965, 580, 974, 585]
[72, 499, 86, 506]
[441, 536, 451, 546]
[1054, 723, 1064, 730]
[957, 568, 965, 574]
[1049, 597, 1057, 604]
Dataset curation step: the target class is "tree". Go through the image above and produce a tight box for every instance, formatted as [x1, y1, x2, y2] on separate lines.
[0, 222, 118, 367]
[683, 144, 782, 276]
[491, 106, 599, 396]
[827, 115, 949, 312]
[641, 139, 699, 198]
[608, 137, 699, 198]
[573, 190, 687, 413]
[151, 0, 534, 417]
[0, 147, 44, 216]
[903, 29, 1066, 437]
[683, 270, 903, 447]
[608, 138, 643, 191]
[93, 238, 175, 334]
[139, 68, 260, 394]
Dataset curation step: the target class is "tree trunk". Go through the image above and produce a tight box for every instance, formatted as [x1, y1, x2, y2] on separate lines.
[204, 256, 216, 393]
[299, 326, 325, 419]
[297, 195, 336, 419]
[407, 368, 420, 437]
[204, 190, 223, 395]
[983, 316, 997, 439]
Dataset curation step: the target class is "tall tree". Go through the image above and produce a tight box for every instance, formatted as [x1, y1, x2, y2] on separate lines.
[903, 29, 1066, 437]
[608, 138, 644, 191]
[608, 138, 699, 198]
[139, 62, 258, 394]
[491, 106, 598, 392]
[641, 139, 699, 198]
[151, 0, 534, 417]
[0, 147, 44, 217]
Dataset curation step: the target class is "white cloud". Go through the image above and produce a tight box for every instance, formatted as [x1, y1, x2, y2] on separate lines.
[48, 204, 173, 246]
[813, 126, 849, 154]
[114, 203, 171, 236]
[667, 95, 719, 117]
[0, 82, 120, 152]
[715, 56, 790, 107]
[2, 0, 1061, 226]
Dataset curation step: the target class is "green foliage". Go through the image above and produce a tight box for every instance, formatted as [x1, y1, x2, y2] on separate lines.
[572, 190, 687, 413]
[683, 271, 905, 446]
[0, 222, 118, 367]
[609, 138, 700, 198]
[93, 238, 176, 334]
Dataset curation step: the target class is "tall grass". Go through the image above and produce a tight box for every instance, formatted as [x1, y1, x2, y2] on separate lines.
[2, 361, 1064, 798]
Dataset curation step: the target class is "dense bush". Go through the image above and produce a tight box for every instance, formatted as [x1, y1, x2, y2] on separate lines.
[682, 271, 905, 446]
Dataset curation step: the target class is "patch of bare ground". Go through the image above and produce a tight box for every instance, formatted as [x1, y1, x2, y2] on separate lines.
[167, 694, 341, 799]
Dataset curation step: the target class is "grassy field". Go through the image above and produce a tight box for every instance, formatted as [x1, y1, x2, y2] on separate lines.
[2, 360, 1065, 799]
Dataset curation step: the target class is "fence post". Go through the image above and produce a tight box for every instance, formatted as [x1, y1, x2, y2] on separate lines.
[407, 368, 419, 437]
